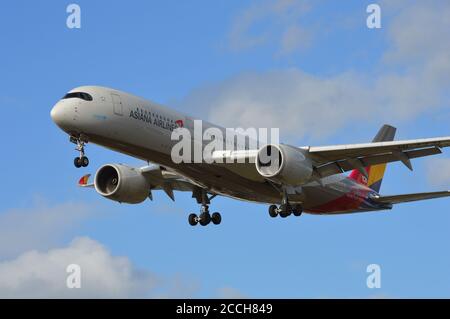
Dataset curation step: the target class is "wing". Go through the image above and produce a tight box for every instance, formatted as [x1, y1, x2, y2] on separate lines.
[307, 136, 450, 178]
[371, 191, 450, 205]
[141, 165, 199, 201]
[208, 136, 450, 181]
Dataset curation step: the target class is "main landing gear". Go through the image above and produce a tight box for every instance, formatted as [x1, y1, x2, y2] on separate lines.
[268, 204, 303, 218]
[188, 190, 222, 226]
[71, 136, 89, 168]
[268, 188, 303, 218]
[188, 206, 222, 226]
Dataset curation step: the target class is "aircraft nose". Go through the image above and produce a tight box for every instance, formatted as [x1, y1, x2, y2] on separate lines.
[50, 103, 64, 124]
[50, 102, 73, 130]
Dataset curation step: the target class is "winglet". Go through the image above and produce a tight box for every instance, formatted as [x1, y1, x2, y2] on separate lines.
[78, 174, 94, 187]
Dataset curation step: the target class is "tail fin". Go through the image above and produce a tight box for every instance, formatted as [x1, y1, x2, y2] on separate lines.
[349, 124, 397, 192]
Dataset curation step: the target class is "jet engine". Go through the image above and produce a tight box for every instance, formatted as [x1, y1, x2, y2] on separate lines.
[255, 144, 313, 185]
[94, 164, 150, 204]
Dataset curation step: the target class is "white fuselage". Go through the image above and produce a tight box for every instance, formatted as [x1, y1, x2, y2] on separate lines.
[51, 86, 378, 213]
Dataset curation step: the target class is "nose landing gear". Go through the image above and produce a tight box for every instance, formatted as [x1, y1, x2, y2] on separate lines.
[70, 136, 89, 168]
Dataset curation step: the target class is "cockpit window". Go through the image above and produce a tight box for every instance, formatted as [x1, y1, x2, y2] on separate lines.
[62, 92, 93, 101]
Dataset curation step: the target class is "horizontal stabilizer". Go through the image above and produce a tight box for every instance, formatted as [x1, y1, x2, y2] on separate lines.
[371, 190, 450, 205]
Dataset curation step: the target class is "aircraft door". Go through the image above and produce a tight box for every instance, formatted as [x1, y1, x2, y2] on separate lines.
[111, 93, 123, 116]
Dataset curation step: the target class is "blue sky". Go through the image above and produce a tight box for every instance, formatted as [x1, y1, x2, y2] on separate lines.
[0, 0, 449, 298]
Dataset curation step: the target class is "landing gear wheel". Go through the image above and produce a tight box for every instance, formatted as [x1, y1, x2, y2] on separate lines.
[211, 212, 222, 225]
[279, 211, 290, 218]
[199, 213, 211, 226]
[188, 213, 198, 226]
[81, 156, 89, 167]
[292, 205, 303, 217]
[74, 157, 82, 168]
[269, 205, 278, 218]
[279, 204, 291, 218]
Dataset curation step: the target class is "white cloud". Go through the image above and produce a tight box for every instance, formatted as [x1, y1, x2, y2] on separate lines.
[184, 1, 450, 143]
[384, 0, 450, 66]
[183, 69, 372, 141]
[383, 1, 450, 94]
[0, 200, 95, 259]
[426, 158, 450, 186]
[0, 201, 199, 298]
[227, 0, 311, 54]
[182, 67, 445, 142]
[0, 237, 156, 298]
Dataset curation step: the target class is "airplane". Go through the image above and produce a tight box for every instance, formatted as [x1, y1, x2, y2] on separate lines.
[50, 86, 450, 226]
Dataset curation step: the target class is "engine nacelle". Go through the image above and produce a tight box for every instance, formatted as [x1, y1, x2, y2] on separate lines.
[255, 144, 313, 185]
[94, 164, 150, 204]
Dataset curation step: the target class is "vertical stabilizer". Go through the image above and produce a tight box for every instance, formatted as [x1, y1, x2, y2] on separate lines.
[349, 125, 396, 192]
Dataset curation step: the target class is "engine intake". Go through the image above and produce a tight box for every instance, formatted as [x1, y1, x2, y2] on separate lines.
[255, 144, 313, 185]
[94, 164, 150, 204]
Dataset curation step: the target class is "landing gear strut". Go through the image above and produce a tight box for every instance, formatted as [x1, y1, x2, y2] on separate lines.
[71, 136, 89, 168]
[188, 190, 222, 226]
